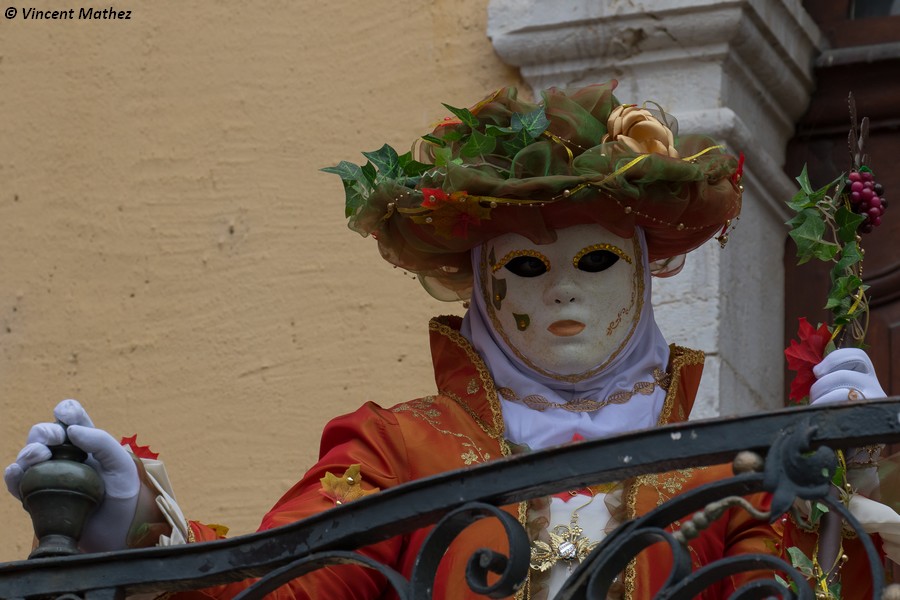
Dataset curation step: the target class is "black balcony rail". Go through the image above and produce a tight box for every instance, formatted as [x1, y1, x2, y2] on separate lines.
[1, 399, 900, 600]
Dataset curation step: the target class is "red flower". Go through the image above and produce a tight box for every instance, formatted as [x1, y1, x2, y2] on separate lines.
[420, 188, 449, 208]
[120, 434, 160, 460]
[784, 317, 832, 403]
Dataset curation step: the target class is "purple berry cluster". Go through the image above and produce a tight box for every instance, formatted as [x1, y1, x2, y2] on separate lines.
[847, 170, 887, 234]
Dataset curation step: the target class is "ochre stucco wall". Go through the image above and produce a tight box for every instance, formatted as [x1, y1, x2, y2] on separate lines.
[0, 0, 522, 561]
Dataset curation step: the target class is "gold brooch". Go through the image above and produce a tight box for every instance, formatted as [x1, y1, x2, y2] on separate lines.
[530, 494, 599, 572]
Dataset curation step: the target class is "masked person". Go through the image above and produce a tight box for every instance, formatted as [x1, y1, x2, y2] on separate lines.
[5, 82, 890, 599]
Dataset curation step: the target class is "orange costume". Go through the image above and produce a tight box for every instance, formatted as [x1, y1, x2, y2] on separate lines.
[183, 316, 779, 600]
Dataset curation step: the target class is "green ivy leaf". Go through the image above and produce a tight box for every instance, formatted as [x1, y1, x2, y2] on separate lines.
[362, 144, 401, 179]
[795, 164, 813, 194]
[397, 152, 432, 178]
[501, 128, 535, 156]
[787, 547, 815, 578]
[773, 574, 795, 592]
[421, 134, 447, 147]
[321, 160, 363, 181]
[460, 130, 497, 158]
[787, 188, 814, 212]
[433, 146, 453, 167]
[441, 103, 480, 128]
[441, 129, 463, 142]
[788, 209, 839, 264]
[835, 206, 866, 243]
[361, 161, 377, 187]
[825, 275, 863, 310]
[321, 161, 371, 218]
[832, 241, 863, 277]
[511, 107, 551, 138]
[485, 124, 514, 136]
[810, 176, 839, 202]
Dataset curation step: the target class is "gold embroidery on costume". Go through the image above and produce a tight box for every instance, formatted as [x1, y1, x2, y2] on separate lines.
[393, 396, 492, 465]
[636, 468, 696, 507]
[430, 317, 505, 440]
[480, 236, 644, 384]
[623, 345, 705, 597]
[498, 368, 669, 413]
[517, 498, 532, 600]
[467, 378, 480, 395]
[655, 345, 705, 426]
[319, 464, 380, 506]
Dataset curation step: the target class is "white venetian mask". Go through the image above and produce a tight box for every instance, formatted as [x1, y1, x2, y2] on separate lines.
[479, 223, 642, 378]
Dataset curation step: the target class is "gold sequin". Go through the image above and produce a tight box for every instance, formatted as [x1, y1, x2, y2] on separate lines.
[572, 243, 632, 268]
[491, 249, 551, 273]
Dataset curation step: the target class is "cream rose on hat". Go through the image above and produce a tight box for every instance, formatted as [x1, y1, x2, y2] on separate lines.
[603, 105, 679, 158]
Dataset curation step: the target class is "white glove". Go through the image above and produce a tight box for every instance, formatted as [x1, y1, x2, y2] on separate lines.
[4, 399, 140, 552]
[809, 348, 886, 405]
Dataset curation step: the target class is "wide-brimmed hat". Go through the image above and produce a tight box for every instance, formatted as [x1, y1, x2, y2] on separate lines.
[324, 80, 742, 300]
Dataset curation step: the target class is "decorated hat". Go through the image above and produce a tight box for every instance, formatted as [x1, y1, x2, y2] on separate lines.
[324, 80, 742, 301]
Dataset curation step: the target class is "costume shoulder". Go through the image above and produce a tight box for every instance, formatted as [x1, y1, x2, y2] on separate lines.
[659, 344, 706, 425]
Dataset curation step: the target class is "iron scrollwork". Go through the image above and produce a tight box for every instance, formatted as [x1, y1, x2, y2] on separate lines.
[0, 400, 899, 599]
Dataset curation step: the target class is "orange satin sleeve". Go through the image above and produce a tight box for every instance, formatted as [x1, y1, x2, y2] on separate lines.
[629, 464, 780, 599]
[715, 489, 780, 597]
[170, 401, 413, 600]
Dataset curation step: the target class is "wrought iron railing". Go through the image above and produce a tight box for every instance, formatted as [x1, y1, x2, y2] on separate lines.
[1, 399, 900, 599]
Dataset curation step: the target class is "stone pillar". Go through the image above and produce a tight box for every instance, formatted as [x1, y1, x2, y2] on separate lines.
[487, 0, 823, 416]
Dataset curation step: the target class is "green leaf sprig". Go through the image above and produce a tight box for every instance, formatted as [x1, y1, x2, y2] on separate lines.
[424, 104, 551, 161]
[322, 104, 552, 219]
[786, 165, 869, 348]
[321, 144, 431, 218]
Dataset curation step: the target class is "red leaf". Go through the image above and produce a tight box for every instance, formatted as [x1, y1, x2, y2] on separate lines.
[784, 317, 832, 402]
[420, 188, 449, 208]
[120, 434, 160, 460]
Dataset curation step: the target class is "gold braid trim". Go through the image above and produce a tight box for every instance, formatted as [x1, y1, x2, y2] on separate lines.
[656, 345, 705, 426]
[515, 496, 531, 600]
[498, 369, 669, 413]
[430, 316, 505, 440]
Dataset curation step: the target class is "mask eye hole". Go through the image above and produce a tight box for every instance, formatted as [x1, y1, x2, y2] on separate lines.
[576, 250, 619, 273]
[493, 249, 551, 277]
[505, 256, 548, 278]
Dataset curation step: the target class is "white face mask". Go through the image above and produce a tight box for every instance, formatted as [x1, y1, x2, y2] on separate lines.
[479, 223, 642, 377]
